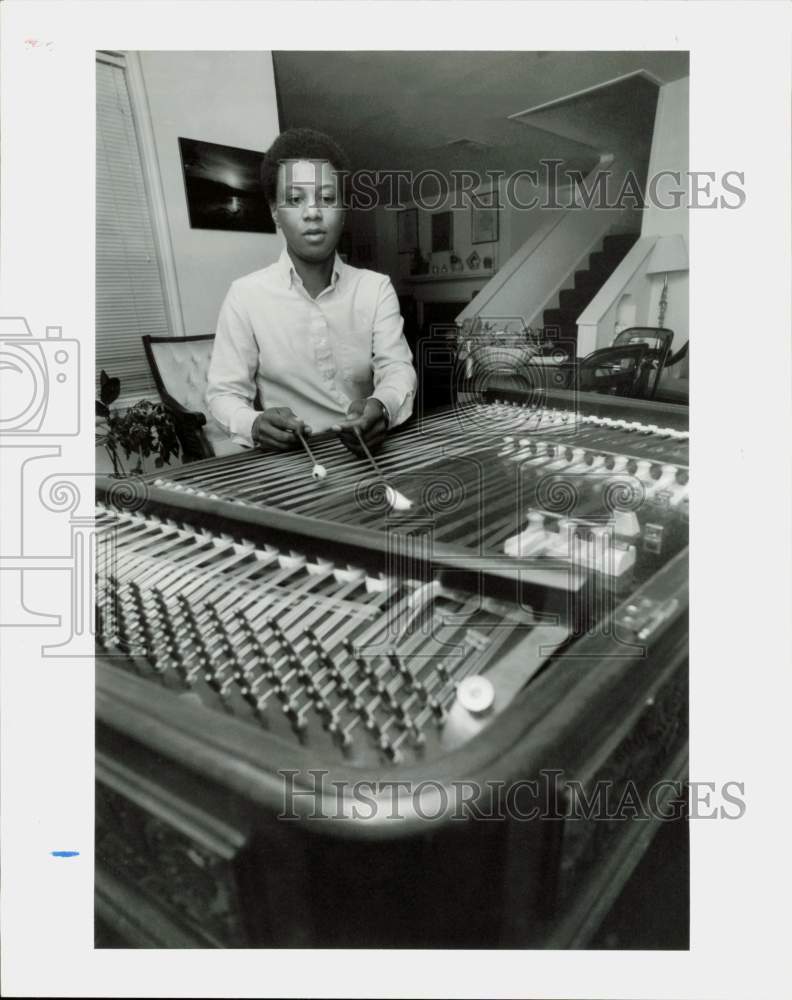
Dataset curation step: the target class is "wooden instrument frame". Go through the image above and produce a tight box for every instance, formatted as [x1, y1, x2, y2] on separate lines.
[96, 388, 690, 948]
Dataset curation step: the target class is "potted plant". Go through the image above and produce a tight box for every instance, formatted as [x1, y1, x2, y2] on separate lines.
[96, 370, 180, 477]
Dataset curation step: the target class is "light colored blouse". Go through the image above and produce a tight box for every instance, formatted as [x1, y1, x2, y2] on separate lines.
[207, 248, 417, 445]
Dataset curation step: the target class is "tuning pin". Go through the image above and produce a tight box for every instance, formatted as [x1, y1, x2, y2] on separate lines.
[379, 735, 401, 763]
[218, 673, 237, 699]
[234, 671, 264, 714]
[283, 698, 307, 732]
[330, 723, 352, 750]
[308, 686, 324, 711]
[410, 726, 426, 748]
[203, 668, 225, 698]
[170, 645, 193, 686]
[434, 662, 449, 682]
[428, 696, 447, 725]
[414, 681, 430, 705]
[339, 679, 356, 701]
[388, 649, 412, 681]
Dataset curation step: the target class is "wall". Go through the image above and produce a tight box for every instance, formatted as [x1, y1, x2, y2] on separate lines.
[345, 194, 496, 299]
[342, 178, 562, 321]
[137, 51, 282, 336]
[641, 77, 689, 240]
[576, 77, 689, 354]
[641, 76, 689, 347]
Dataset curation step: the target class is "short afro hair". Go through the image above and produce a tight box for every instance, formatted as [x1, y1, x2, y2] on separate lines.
[260, 128, 351, 203]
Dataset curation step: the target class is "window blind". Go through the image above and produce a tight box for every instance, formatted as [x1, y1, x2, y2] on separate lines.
[96, 53, 169, 398]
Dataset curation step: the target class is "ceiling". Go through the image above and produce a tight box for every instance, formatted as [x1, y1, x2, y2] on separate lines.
[273, 51, 689, 181]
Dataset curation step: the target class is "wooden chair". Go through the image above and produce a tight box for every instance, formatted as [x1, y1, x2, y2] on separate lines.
[143, 334, 246, 462]
[577, 343, 652, 397]
[576, 326, 675, 400]
[655, 340, 689, 404]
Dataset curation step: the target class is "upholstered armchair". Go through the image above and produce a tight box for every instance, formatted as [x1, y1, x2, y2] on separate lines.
[143, 334, 246, 462]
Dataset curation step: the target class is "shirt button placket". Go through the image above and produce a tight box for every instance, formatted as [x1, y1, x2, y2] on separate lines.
[313, 307, 335, 382]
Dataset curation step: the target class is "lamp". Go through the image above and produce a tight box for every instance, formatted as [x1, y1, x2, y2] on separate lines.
[646, 234, 688, 328]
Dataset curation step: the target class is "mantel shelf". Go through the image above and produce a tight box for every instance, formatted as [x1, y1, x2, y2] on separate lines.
[403, 271, 496, 284]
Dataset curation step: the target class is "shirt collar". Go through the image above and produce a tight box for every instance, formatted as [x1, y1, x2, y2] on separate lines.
[278, 246, 345, 291]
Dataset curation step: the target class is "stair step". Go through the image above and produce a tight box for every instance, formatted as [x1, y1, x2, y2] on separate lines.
[538, 234, 639, 361]
[587, 251, 618, 279]
[543, 307, 579, 328]
[558, 288, 584, 312]
[602, 232, 640, 259]
[574, 269, 598, 292]
[559, 286, 597, 312]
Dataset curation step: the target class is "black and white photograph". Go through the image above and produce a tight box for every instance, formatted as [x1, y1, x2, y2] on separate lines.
[178, 137, 276, 233]
[1, 2, 791, 998]
[95, 46, 693, 950]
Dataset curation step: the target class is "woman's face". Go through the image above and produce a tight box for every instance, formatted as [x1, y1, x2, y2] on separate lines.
[271, 158, 345, 264]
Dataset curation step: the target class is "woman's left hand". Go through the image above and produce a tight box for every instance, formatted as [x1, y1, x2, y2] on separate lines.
[332, 398, 388, 455]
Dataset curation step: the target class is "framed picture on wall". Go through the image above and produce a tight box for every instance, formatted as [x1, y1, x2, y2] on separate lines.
[471, 199, 499, 244]
[431, 211, 453, 253]
[178, 137, 275, 233]
[397, 208, 419, 253]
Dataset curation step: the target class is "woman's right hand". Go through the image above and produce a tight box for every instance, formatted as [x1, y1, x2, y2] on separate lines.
[252, 407, 311, 452]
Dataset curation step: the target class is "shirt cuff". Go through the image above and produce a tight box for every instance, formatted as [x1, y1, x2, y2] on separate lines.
[229, 405, 259, 447]
[370, 387, 403, 428]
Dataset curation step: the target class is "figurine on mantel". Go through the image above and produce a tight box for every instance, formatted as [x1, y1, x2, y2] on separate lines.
[466, 250, 481, 270]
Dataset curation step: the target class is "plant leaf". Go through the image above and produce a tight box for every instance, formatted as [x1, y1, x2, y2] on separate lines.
[100, 374, 121, 405]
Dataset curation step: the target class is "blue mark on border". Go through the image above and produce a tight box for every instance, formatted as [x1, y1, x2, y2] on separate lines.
[51, 850, 79, 858]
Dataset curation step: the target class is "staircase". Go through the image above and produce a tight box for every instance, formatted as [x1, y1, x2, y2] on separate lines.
[540, 232, 640, 358]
